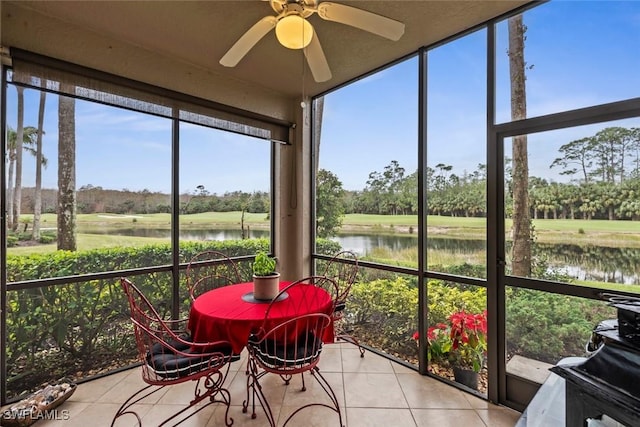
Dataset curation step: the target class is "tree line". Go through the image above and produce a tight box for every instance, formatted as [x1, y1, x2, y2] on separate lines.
[15, 185, 270, 216]
[11, 125, 640, 227]
[337, 126, 640, 220]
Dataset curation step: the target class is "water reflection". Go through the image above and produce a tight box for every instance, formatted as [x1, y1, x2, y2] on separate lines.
[538, 243, 640, 285]
[80, 227, 270, 240]
[80, 227, 640, 285]
[333, 234, 419, 253]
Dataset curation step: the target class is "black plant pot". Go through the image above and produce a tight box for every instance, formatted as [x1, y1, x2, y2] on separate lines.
[453, 366, 479, 390]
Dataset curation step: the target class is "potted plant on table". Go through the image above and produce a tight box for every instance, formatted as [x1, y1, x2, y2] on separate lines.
[252, 251, 280, 300]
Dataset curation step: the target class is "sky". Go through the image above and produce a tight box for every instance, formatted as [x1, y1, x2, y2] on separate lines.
[5, 1, 640, 194]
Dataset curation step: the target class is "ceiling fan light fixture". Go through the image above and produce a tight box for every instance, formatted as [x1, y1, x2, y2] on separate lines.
[275, 14, 313, 49]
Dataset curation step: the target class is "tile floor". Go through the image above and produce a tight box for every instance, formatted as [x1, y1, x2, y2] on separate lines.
[35, 344, 520, 427]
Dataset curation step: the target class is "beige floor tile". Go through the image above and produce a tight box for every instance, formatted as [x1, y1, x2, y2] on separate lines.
[34, 401, 90, 426]
[333, 342, 358, 350]
[277, 403, 345, 427]
[343, 372, 408, 408]
[230, 351, 249, 372]
[98, 371, 161, 404]
[476, 408, 522, 427]
[282, 371, 345, 409]
[208, 401, 282, 427]
[317, 347, 343, 372]
[224, 368, 254, 407]
[412, 408, 486, 427]
[238, 368, 290, 409]
[154, 380, 201, 405]
[397, 373, 473, 409]
[463, 391, 494, 409]
[341, 349, 395, 373]
[392, 361, 419, 375]
[26, 346, 526, 427]
[70, 369, 133, 403]
[136, 402, 217, 426]
[76, 402, 140, 427]
[346, 407, 417, 427]
[224, 368, 251, 401]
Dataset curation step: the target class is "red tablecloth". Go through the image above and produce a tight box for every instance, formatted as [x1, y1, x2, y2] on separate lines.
[188, 282, 334, 354]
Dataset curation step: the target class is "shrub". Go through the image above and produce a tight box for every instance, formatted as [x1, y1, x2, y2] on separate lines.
[6, 235, 18, 247]
[38, 234, 55, 244]
[427, 280, 486, 325]
[349, 277, 418, 356]
[505, 288, 614, 363]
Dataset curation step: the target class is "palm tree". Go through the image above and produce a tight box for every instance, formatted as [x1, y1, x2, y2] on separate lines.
[508, 14, 531, 277]
[32, 89, 47, 240]
[5, 125, 39, 230]
[13, 86, 25, 232]
[57, 87, 77, 251]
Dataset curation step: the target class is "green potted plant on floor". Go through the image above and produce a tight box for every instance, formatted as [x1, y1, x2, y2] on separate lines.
[252, 251, 280, 300]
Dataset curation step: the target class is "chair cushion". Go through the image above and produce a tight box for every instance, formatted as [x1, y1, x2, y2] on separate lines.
[149, 333, 192, 355]
[146, 341, 238, 379]
[248, 331, 323, 369]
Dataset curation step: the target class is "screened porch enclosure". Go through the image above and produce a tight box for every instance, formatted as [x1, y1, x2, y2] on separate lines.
[2, 0, 640, 419]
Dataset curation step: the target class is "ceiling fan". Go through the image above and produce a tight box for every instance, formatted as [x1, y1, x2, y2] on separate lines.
[219, 0, 405, 83]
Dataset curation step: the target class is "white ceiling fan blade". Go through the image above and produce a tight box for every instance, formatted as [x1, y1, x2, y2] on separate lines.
[317, 2, 405, 41]
[220, 16, 277, 67]
[304, 33, 332, 83]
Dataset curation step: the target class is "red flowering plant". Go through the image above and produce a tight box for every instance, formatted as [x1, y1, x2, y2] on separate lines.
[413, 323, 451, 365]
[413, 309, 487, 373]
[447, 310, 487, 373]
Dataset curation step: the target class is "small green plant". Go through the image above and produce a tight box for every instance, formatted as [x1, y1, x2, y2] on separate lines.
[252, 251, 277, 276]
[578, 228, 585, 234]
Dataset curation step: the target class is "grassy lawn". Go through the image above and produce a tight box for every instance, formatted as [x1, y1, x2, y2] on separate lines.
[7, 234, 171, 255]
[340, 214, 640, 246]
[10, 212, 640, 255]
[342, 213, 640, 232]
[30, 211, 640, 233]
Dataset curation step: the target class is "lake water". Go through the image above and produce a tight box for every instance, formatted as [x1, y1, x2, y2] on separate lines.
[81, 227, 640, 285]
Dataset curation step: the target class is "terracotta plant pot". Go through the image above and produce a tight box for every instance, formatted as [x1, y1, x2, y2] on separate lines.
[453, 366, 479, 390]
[252, 272, 280, 300]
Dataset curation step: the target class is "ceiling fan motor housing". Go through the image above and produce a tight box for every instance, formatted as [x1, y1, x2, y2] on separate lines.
[271, 0, 318, 18]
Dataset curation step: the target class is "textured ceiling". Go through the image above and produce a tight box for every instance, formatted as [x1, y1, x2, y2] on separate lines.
[3, 1, 531, 98]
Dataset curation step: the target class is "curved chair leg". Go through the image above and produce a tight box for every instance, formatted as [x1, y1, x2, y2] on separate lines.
[243, 356, 277, 427]
[280, 373, 293, 385]
[281, 367, 344, 427]
[168, 371, 234, 427]
[338, 333, 366, 357]
[111, 384, 162, 427]
[112, 368, 234, 427]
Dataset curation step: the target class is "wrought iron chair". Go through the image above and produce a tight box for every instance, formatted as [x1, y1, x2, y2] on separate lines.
[242, 276, 343, 427]
[189, 274, 238, 300]
[322, 250, 365, 356]
[185, 251, 241, 299]
[113, 277, 239, 427]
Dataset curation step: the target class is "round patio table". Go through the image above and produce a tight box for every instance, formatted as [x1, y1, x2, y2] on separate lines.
[188, 281, 334, 354]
